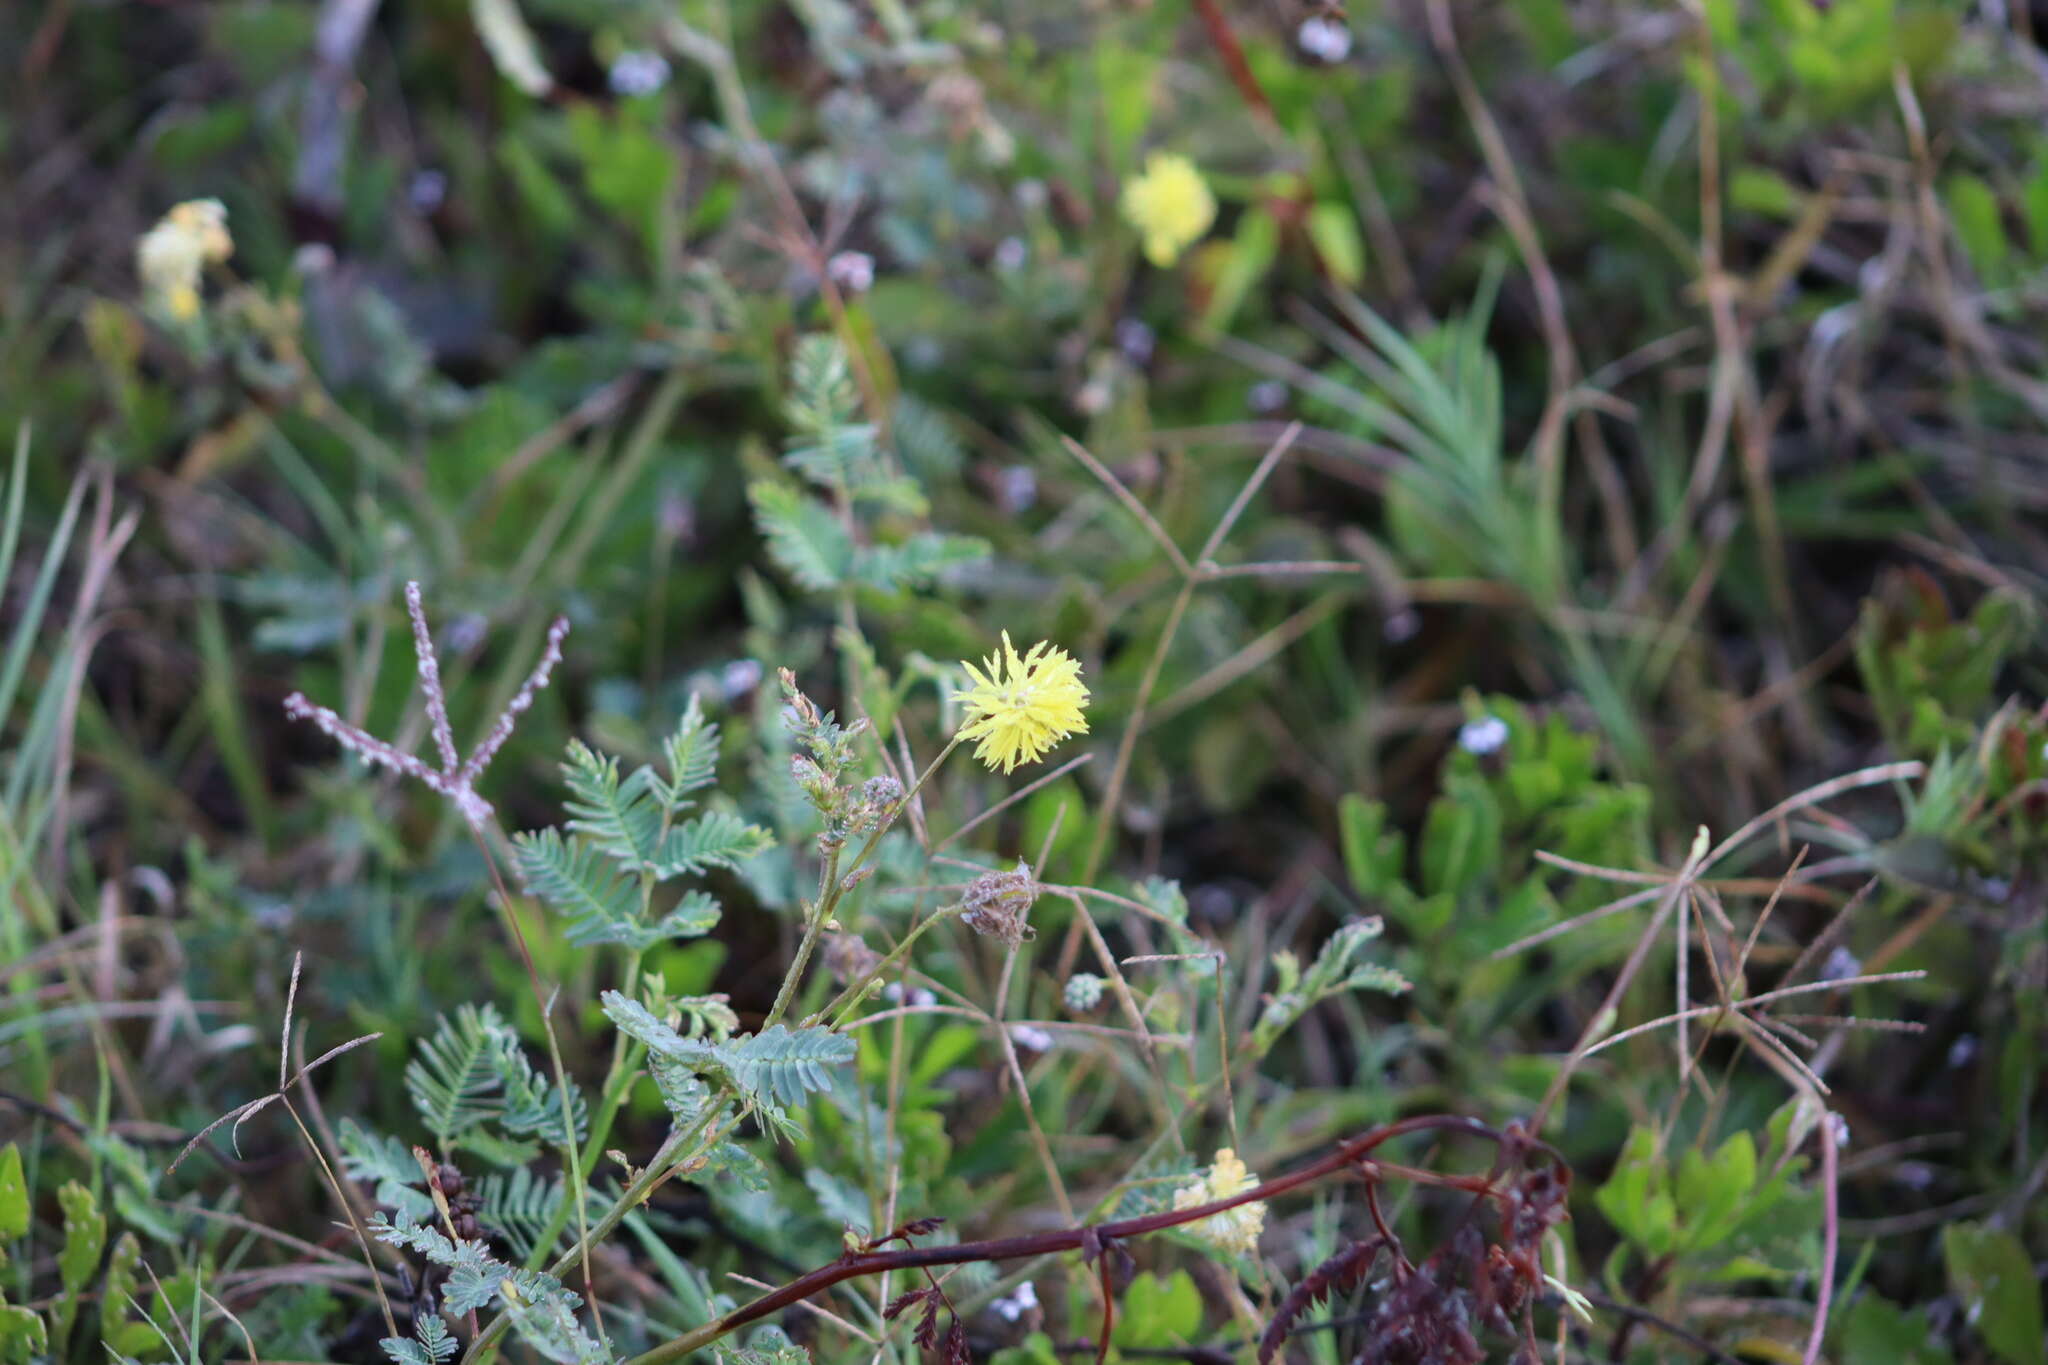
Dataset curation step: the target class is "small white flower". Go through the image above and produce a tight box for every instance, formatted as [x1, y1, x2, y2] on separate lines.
[1818, 946, 1861, 982]
[1010, 1023, 1054, 1052]
[996, 465, 1037, 512]
[910, 988, 937, 1008]
[1948, 1034, 1978, 1068]
[1013, 179, 1048, 211]
[884, 983, 905, 1004]
[1297, 15, 1353, 63]
[1458, 714, 1509, 756]
[994, 237, 1028, 272]
[293, 242, 336, 276]
[979, 121, 1016, 167]
[1248, 379, 1288, 414]
[1828, 1113, 1851, 1149]
[1382, 608, 1421, 643]
[446, 613, 489, 655]
[609, 50, 670, 96]
[827, 251, 875, 293]
[721, 659, 764, 699]
[991, 1280, 1038, 1322]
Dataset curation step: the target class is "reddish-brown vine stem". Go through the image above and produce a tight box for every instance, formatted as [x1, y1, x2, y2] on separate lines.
[622, 1115, 1557, 1365]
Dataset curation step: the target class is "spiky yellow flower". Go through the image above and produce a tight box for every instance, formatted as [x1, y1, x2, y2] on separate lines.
[137, 199, 233, 320]
[1172, 1148, 1266, 1257]
[955, 632, 1090, 774]
[1120, 153, 1216, 268]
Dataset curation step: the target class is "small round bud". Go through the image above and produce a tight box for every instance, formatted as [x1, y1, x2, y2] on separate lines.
[1064, 973, 1105, 1012]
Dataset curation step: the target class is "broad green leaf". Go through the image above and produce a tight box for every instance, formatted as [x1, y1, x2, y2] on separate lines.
[55, 1182, 103, 1294]
[1307, 202, 1365, 286]
[1098, 47, 1157, 162]
[1942, 1221, 2043, 1365]
[1201, 209, 1279, 332]
[1419, 775, 1501, 899]
[1945, 173, 2008, 279]
[1114, 1271, 1202, 1349]
[0, 1145, 25, 1240]
[567, 104, 675, 241]
[100, 1233, 153, 1348]
[2023, 160, 2048, 260]
[1338, 795, 1406, 897]
[0, 1306, 46, 1363]
[1729, 166, 1800, 218]
[1839, 1294, 1954, 1365]
[1676, 1131, 1755, 1252]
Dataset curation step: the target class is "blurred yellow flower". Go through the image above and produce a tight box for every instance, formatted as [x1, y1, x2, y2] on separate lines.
[138, 199, 233, 320]
[956, 632, 1089, 774]
[1120, 153, 1216, 267]
[1172, 1147, 1266, 1257]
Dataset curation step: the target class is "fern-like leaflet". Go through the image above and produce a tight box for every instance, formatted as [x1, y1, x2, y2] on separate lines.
[601, 990, 854, 1137]
[402, 1004, 586, 1163]
[514, 696, 770, 952]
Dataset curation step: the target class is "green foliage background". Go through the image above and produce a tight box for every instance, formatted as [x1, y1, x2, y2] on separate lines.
[2, 1, 2046, 1363]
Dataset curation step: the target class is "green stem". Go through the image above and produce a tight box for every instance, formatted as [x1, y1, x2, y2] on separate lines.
[819, 903, 970, 1030]
[1080, 579, 1195, 884]
[763, 842, 841, 1033]
[519, 1038, 645, 1273]
[462, 1102, 738, 1365]
[765, 734, 961, 1031]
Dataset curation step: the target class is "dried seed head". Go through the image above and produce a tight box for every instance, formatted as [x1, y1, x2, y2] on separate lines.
[961, 860, 1037, 946]
[823, 931, 881, 984]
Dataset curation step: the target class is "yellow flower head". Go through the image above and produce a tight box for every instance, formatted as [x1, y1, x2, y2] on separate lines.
[138, 199, 233, 319]
[1172, 1147, 1266, 1257]
[1120, 153, 1216, 268]
[955, 632, 1090, 774]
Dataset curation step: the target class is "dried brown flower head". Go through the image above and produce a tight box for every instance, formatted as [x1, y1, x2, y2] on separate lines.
[960, 861, 1037, 947]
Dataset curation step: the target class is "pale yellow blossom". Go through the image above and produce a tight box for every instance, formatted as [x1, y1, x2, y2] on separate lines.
[138, 199, 233, 319]
[955, 632, 1090, 774]
[1172, 1147, 1266, 1257]
[1120, 153, 1216, 268]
